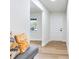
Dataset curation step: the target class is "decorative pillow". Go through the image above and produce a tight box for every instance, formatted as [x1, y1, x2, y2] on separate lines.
[10, 42, 18, 49]
[10, 32, 16, 42]
[10, 32, 17, 49]
[15, 33, 30, 53]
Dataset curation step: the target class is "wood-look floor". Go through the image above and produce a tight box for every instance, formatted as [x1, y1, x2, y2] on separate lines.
[30, 41, 69, 59]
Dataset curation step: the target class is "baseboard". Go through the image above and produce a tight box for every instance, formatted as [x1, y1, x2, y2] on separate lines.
[49, 38, 67, 42]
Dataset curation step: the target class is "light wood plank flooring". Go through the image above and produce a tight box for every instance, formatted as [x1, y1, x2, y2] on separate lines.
[30, 41, 69, 59]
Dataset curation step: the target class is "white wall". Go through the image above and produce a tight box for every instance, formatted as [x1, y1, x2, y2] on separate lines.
[10, 0, 30, 35]
[42, 10, 50, 46]
[68, 0, 79, 58]
[50, 12, 67, 42]
[30, 12, 42, 40]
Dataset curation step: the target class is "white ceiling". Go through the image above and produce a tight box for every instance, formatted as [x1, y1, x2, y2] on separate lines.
[40, 0, 68, 12]
[30, 1, 42, 13]
[30, 0, 68, 12]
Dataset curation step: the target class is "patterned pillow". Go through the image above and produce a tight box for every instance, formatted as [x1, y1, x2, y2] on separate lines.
[15, 33, 30, 53]
[10, 42, 18, 49]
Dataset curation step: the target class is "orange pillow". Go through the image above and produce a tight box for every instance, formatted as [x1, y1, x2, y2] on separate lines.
[10, 42, 18, 49]
[15, 33, 30, 53]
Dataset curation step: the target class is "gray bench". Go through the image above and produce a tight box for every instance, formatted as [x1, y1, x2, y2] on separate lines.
[14, 45, 39, 59]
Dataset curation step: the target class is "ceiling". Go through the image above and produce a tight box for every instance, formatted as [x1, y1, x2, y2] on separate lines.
[30, 0, 68, 13]
[30, 1, 42, 13]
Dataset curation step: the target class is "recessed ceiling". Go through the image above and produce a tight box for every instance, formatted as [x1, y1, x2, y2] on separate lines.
[30, 0, 68, 13]
[40, 0, 68, 12]
[30, 1, 42, 13]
